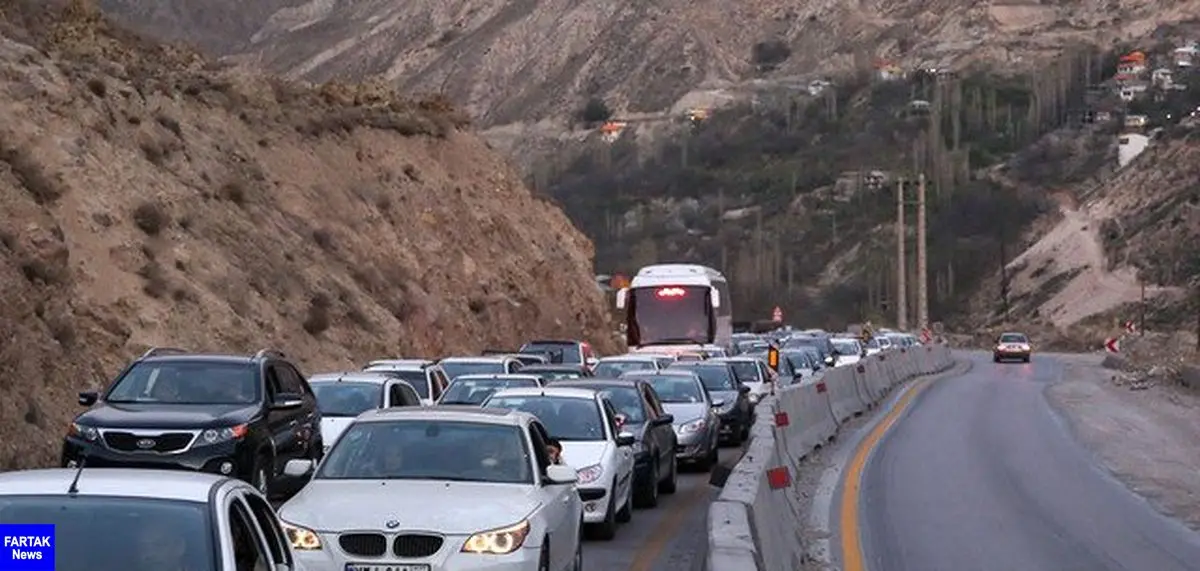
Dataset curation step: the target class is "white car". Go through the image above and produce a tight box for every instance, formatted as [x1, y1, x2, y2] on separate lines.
[591, 355, 665, 378]
[438, 356, 524, 381]
[278, 406, 584, 571]
[362, 360, 450, 406]
[830, 338, 864, 366]
[482, 387, 636, 540]
[711, 356, 773, 405]
[863, 337, 883, 356]
[0, 468, 299, 570]
[307, 372, 424, 453]
[437, 374, 547, 405]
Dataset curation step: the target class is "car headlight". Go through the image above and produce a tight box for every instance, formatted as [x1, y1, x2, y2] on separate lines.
[281, 521, 322, 550]
[748, 393, 760, 404]
[677, 419, 706, 435]
[68, 423, 101, 443]
[198, 424, 248, 446]
[462, 519, 530, 555]
[576, 464, 603, 485]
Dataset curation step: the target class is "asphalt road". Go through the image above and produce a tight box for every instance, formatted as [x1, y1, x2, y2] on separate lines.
[583, 448, 743, 571]
[853, 351, 1200, 571]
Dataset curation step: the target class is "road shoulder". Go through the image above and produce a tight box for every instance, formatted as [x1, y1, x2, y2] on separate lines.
[1046, 353, 1200, 530]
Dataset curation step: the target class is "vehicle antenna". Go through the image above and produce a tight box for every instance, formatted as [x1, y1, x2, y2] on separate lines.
[67, 453, 88, 495]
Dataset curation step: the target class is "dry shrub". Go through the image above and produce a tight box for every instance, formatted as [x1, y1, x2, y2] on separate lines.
[132, 201, 168, 235]
[302, 293, 332, 335]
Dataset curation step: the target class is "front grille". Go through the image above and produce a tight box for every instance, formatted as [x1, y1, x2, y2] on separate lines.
[392, 534, 443, 558]
[339, 533, 387, 557]
[103, 432, 194, 453]
[578, 488, 606, 502]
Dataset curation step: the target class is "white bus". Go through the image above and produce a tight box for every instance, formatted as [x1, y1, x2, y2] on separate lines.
[614, 264, 733, 352]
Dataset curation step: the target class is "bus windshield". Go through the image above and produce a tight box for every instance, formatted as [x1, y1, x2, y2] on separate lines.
[628, 285, 713, 346]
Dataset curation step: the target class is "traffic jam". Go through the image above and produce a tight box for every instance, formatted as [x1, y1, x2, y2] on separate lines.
[0, 263, 926, 571]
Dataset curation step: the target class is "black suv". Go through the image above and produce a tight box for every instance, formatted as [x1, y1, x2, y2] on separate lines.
[61, 347, 322, 498]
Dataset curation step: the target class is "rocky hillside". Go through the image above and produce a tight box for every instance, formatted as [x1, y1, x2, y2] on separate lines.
[98, 0, 1200, 129]
[0, 0, 615, 470]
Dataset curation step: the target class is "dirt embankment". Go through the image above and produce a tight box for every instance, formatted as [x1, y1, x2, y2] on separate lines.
[0, 0, 616, 470]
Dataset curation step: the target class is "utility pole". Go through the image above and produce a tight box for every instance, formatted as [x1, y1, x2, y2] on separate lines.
[917, 173, 929, 330]
[895, 179, 908, 330]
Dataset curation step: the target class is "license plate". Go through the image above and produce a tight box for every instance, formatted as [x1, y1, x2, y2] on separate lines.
[346, 564, 430, 571]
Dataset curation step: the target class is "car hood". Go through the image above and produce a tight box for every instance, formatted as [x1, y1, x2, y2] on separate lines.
[319, 417, 355, 447]
[559, 440, 610, 469]
[78, 402, 257, 429]
[279, 480, 541, 534]
[662, 402, 708, 424]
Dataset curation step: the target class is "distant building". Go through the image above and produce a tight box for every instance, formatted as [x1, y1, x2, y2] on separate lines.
[1174, 44, 1197, 67]
[1117, 51, 1147, 76]
[685, 108, 709, 122]
[1118, 82, 1148, 102]
[1117, 133, 1149, 168]
[599, 121, 627, 143]
[1123, 114, 1148, 130]
[1151, 68, 1174, 88]
[808, 79, 832, 96]
[875, 59, 904, 81]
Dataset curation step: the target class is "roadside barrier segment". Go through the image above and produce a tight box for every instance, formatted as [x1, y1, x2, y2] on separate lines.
[705, 343, 955, 571]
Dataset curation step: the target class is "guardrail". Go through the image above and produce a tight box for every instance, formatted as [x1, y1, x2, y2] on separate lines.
[705, 343, 955, 570]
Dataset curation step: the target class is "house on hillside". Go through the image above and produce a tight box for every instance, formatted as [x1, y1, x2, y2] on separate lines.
[1123, 114, 1148, 130]
[599, 121, 627, 143]
[808, 79, 832, 96]
[685, 108, 709, 123]
[1118, 81, 1148, 102]
[1151, 68, 1174, 88]
[875, 59, 904, 81]
[1117, 51, 1147, 76]
[1175, 43, 1197, 67]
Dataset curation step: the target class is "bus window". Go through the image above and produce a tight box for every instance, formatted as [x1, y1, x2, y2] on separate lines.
[713, 280, 732, 317]
[628, 286, 713, 345]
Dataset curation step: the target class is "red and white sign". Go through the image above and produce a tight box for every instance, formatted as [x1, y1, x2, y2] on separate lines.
[771, 306, 783, 322]
[1124, 321, 1137, 334]
[920, 328, 932, 343]
[1104, 337, 1120, 353]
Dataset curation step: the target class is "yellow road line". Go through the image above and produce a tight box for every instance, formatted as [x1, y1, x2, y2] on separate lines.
[839, 378, 934, 571]
[628, 470, 715, 571]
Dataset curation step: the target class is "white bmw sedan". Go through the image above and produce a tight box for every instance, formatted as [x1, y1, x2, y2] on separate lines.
[481, 387, 636, 540]
[277, 406, 584, 571]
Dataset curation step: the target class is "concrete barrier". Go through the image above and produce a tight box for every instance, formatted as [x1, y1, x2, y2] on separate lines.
[823, 365, 865, 423]
[707, 344, 955, 569]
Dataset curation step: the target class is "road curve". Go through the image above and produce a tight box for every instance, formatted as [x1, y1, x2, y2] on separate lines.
[848, 351, 1200, 571]
[584, 448, 742, 570]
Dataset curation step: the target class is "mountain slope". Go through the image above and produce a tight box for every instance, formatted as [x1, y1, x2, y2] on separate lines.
[0, 0, 614, 469]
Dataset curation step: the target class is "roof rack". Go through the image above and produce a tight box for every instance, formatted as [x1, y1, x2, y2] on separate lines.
[253, 349, 286, 360]
[139, 347, 189, 359]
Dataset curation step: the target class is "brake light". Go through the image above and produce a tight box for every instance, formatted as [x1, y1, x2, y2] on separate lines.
[656, 287, 686, 297]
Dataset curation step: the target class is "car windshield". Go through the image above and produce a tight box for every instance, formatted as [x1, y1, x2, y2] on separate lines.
[441, 361, 508, 380]
[310, 381, 382, 417]
[593, 360, 655, 377]
[484, 396, 605, 441]
[105, 361, 259, 405]
[1000, 334, 1028, 343]
[440, 378, 537, 404]
[0, 495, 215, 570]
[864, 338, 880, 349]
[669, 365, 736, 391]
[318, 420, 532, 484]
[724, 362, 761, 383]
[519, 343, 580, 364]
[363, 369, 429, 398]
[784, 352, 813, 368]
[643, 375, 705, 403]
[571, 385, 646, 423]
[832, 340, 859, 354]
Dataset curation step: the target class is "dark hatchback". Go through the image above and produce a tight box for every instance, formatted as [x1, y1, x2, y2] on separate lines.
[553, 379, 678, 507]
[665, 361, 753, 444]
[62, 348, 322, 498]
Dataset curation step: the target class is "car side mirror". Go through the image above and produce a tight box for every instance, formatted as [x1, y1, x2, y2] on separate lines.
[711, 398, 725, 408]
[283, 459, 314, 478]
[616, 433, 636, 446]
[78, 391, 98, 406]
[271, 392, 304, 410]
[545, 464, 578, 484]
[655, 414, 674, 425]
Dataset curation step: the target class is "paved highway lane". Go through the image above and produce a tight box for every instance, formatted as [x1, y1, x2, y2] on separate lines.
[584, 448, 743, 571]
[844, 351, 1200, 571]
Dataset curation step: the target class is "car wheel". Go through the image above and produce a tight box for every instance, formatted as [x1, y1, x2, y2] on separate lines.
[572, 530, 583, 571]
[592, 488, 617, 540]
[635, 460, 659, 508]
[659, 454, 677, 494]
[538, 544, 550, 571]
[251, 458, 271, 497]
[615, 479, 633, 523]
[993, 355, 1001, 363]
[707, 438, 720, 468]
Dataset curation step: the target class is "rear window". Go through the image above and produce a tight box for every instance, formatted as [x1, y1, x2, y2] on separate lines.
[440, 378, 537, 404]
[520, 343, 581, 364]
[441, 361, 508, 380]
[725, 362, 760, 383]
[310, 381, 383, 416]
[364, 369, 429, 398]
[593, 360, 655, 377]
[669, 364, 736, 391]
[999, 334, 1028, 343]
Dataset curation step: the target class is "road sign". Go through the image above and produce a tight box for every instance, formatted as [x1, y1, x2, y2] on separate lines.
[767, 346, 780, 371]
[1124, 320, 1137, 334]
[920, 328, 932, 343]
[771, 306, 783, 322]
[1104, 337, 1120, 353]
[610, 273, 630, 289]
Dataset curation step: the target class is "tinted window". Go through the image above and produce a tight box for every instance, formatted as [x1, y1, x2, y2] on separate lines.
[593, 360, 656, 377]
[643, 375, 705, 403]
[580, 386, 646, 423]
[106, 361, 259, 405]
[441, 361, 508, 380]
[440, 378, 538, 404]
[999, 334, 1028, 343]
[366, 369, 429, 398]
[725, 362, 760, 383]
[310, 381, 382, 416]
[865, 338, 880, 349]
[832, 340, 860, 354]
[713, 279, 732, 317]
[275, 364, 307, 394]
[0, 496, 214, 570]
[243, 494, 289, 566]
[484, 396, 605, 441]
[318, 421, 532, 484]
[629, 285, 712, 345]
[230, 499, 270, 571]
[669, 364, 736, 391]
[388, 384, 420, 407]
[520, 343, 581, 364]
